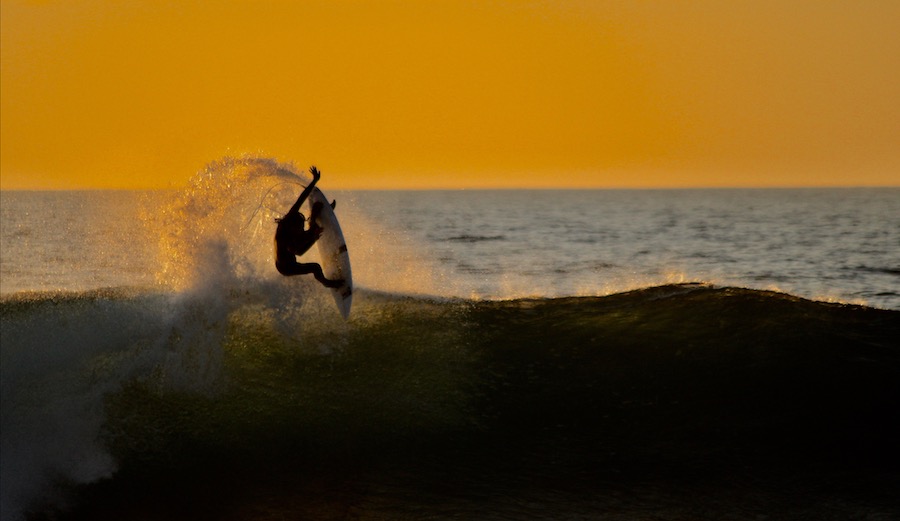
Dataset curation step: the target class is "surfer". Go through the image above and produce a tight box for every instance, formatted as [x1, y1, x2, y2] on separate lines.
[274, 166, 344, 288]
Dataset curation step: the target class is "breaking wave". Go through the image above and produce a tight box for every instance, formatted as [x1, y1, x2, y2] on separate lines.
[2, 283, 899, 519]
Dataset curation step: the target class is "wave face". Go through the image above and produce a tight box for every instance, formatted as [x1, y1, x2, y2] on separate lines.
[3, 284, 899, 520]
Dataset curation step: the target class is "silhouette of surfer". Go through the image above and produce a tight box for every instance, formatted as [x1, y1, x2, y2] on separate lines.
[274, 166, 343, 288]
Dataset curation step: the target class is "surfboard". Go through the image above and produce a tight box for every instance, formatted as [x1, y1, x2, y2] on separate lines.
[308, 187, 353, 319]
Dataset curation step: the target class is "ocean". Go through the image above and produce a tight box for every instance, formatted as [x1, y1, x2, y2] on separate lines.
[1, 157, 899, 520]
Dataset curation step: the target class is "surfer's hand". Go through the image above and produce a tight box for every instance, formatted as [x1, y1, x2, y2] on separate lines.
[309, 166, 321, 180]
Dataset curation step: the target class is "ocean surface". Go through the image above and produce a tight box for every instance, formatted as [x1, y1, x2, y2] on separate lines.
[1, 157, 899, 520]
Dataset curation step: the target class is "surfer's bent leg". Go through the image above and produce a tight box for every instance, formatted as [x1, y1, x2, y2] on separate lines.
[276, 259, 343, 288]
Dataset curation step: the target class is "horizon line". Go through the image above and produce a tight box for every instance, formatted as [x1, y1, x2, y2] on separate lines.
[2, 184, 898, 193]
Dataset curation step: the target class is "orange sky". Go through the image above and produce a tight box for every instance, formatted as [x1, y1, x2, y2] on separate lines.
[2, 0, 898, 190]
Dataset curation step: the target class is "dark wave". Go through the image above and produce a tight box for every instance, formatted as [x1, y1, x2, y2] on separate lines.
[443, 234, 507, 243]
[850, 265, 900, 276]
[5, 284, 900, 519]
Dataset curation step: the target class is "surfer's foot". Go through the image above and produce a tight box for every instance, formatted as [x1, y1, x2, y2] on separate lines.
[323, 278, 345, 289]
[330, 199, 336, 209]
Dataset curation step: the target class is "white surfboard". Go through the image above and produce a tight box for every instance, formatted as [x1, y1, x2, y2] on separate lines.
[308, 188, 353, 319]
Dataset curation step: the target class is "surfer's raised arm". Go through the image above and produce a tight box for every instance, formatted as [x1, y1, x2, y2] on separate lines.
[287, 166, 322, 216]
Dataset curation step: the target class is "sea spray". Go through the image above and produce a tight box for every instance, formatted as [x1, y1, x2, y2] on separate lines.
[146, 156, 458, 299]
[1, 292, 150, 520]
[148, 157, 307, 292]
[0, 158, 309, 519]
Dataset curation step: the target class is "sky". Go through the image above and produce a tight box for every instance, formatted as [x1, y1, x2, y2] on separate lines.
[2, 0, 899, 190]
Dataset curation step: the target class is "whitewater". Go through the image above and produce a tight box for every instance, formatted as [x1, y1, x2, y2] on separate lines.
[1, 157, 898, 520]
